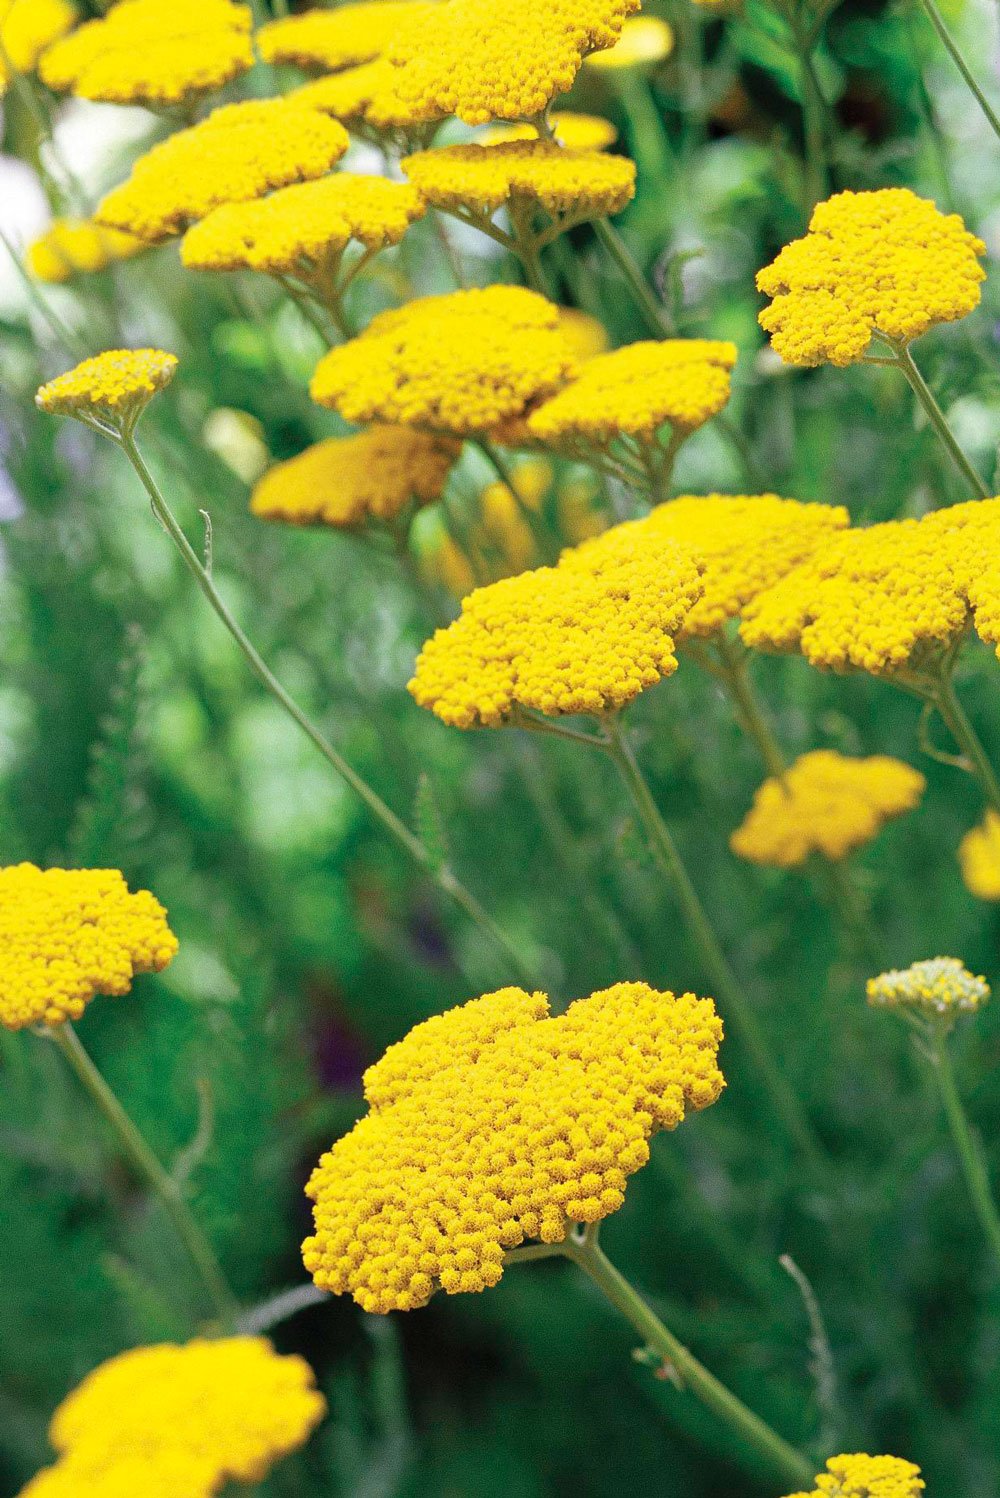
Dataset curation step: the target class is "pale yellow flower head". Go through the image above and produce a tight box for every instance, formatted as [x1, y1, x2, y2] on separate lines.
[557, 306, 611, 362]
[959, 812, 1000, 901]
[39, 0, 253, 108]
[730, 750, 925, 868]
[23, 1338, 325, 1498]
[0, 863, 178, 1031]
[96, 100, 349, 244]
[250, 427, 459, 530]
[0, 0, 75, 93]
[867, 959, 989, 1020]
[35, 348, 177, 433]
[409, 523, 702, 728]
[401, 139, 635, 221]
[257, 1, 430, 71]
[784, 1453, 924, 1498]
[303, 982, 724, 1312]
[757, 189, 986, 367]
[385, 0, 641, 125]
[584, 15, 674, 70]
[481, 111, 619, 151]
[26, 219, 146, 283]
[310, 287, 577, 437]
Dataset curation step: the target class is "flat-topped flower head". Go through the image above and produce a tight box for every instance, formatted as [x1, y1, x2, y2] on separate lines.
[0, 0, 75, 94]
[401, 139, 635, 221]
[27, 219, 146, 283]
[385, 0, 641, 125]
[39, 0, 253, 108]
[730, 750, 925, 868]
[36, 349, 177, 434]
[959, 811, 1000, 900]
[25, 1338, 325, 1497]
[409, 525, 702, 727]
[290, 58, 424, 131]
[310, 287, 577, 436]
[302, 982, 724, 1311]
[482, 112, 619, 151]
[181, 174, 426, 278]
[867, 958, 989, 1022]
[95, 101, 349, 244]
[0, 864, 178, 1031]
[250, 427, 459, 530]
[642, 493, 850, 639]
[584, 15, 674, 70]
[527, 339, 737, 447]
[757, 189, 986, 367]
[257, 2, 430, 71]
[784, 1453, 925, 1498]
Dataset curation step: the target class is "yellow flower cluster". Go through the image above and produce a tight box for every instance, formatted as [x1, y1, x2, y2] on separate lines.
[250, 427, 459, 529]
[385, 0, 641, 125]
[784, 1453, 925, 1498]
[23, 1338, 325, 1497]
[291, 58, 422, 131]
[0, 0, 74, 93]
[26, 219, 146, 283]
[409, 524, 702, 727]
[644, 493, 850, 639]
[257, 1, 428, 71]
[35, 349, 177, 428]
[401, 140, 635, 220]
[757, 189, 986, 367]
[959, 811, 1000, 900]
[39, 0, 253, 108]
[528, 339, 737, 445]
[311, 287, 577, 436]
[866, 958, 989, 1020]
[96, 101, 349, 244]
[0, 864, 178, 1031]
[482, 112, 619, 151]
[730, 750, 926, 868]
[302, 982, 724, 1311]
[181, 174, 426, 276]
[583, 14, 674, 69]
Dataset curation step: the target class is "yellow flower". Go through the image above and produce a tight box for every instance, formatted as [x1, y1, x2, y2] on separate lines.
[35, 348, 177, 432]
[557, 306, 610, 362]
[481, 111, 619, 151]
[464, 457, 553, 580]
[290, 58, 424, 131]
[250, 427, 459, 529]
[757, 189, 986, 367]
[784, 1453, 925, 1498]
[958, 811, 1000, 900]
[23, 1338, 325, 1498]
[866, 959, 989, 1020]
[26, 219, 146, 283]
[181, 173, 426, 277]
[401, 139, 635, 221]
[384, 0, 641, 126]
[421, 525, 478, 598]
[310, 286, 577, 436]
[0, 864, 178, 1031]
[95, 100, 350, 244]
[527, 338, 736, 447]
[0, 0, 75, 93]
[39, 0, 253, 108]
[584, 15, 674, 70]
[408, 523, 702, 728]
[302, 982, 724, 1311]
[257, 1, 429, 71]
[729, 750, 925, 868]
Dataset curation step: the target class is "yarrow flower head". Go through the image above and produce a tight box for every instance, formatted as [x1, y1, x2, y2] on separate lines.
[583, 15, 674, 70]
[26, 219, 146, 283]
[0, 864, 178, 1031]
[257, 1, 429, 71]
[384, 0, 641, 125]
[96, 101, 349, 244]
[35, 349, 177, 435]
[409, 524, 702, 728]
[22, 1337, 325, 1497]
[729, 750, 925, 868]
[310, 287, 578, 436]
[290, 58, 426, 134]
[757, 189, 986, 367]
[783, 1453, 925, 1498]
[866, 959, 990, 1021]
[250, 427, 459, 531]
[959, 811, 1000, 901]
[401, 140, 635, 223]
[302, 982, 724, 1311]
[0, 0, 75, 94]
[481, 111, 619, 151]
[39, 0, 253, 108]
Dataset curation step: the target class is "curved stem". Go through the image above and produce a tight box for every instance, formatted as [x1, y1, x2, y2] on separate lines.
[894, 344, 989, 499]
[117, 433, 538, 989]
[50, 1024, 237, 1323]
[916, 0, 1000, 145]
[931, 670, 1000, 813]
[929, 1027, 1000, 1268]
[590, 216, 672, 339]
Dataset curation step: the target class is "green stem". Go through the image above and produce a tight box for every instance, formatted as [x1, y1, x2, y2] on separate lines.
[118, 433, 538, 989]
[475, 439, 559, 563]
[51, 1024, 238, 1323]
[814, 858, 884, 974]
[930, 1027, 1000, 1268]
[932, 670, 1000, 813]
[893, 343, 989, 499]
[565, 1236, 815, 1488]
[590, 216, 672, 339]
[916, 0, 1000, 145]
[791, 23, 827, 217]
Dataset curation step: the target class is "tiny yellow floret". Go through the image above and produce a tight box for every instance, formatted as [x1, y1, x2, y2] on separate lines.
[0, 863, 178, 1031]
[757, 189, 986, 367]
[584, 15, 674, 69]
[401, 139, 635, 221]
[302, 982, 724, 1311]
[481, 112, 619, 151]
[959, 811, 1000, 901]
[257, 2, 430, 71]
[26, 219, 146, 283]
[0, 0, 75, 94]
[730, 750, 925, 868]
[866, 958, 989, 1020]
[35, 348, 177, 430]
[783, 1453, 925, 1498]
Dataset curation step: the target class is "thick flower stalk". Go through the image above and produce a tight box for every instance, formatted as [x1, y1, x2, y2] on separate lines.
[783, 1452, 925, 1498]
